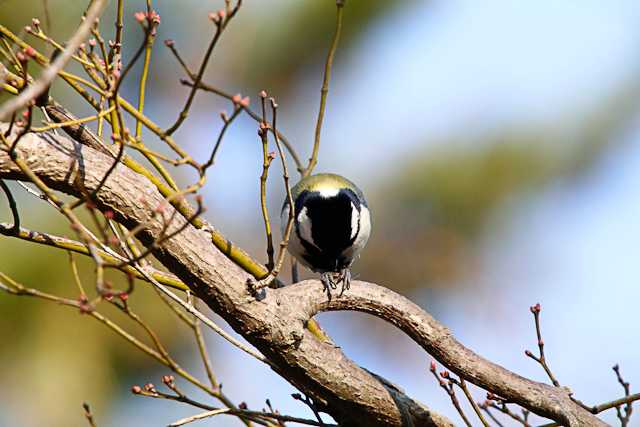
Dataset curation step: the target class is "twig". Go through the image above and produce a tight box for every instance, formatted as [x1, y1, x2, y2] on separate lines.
[68, 252, 88, 298]
[32, 105, 115, 132]
[190, 297, 219, 391]
[304, 0, 345, 176]
[292, 393, 326, 426]
[480, 405, 505, 427]
[429, 362, 472, 427]
[0, 178, 19, 234]
[0, 272, 235, 404]
[525, 303, 560, 387]
[613, 364, 633, 426]
[482, 400, 531, 426]
[110, 0, 124, 64]
[136, 266, 270, 366]
[164, 1, 242, 135]
[258, 93, 275, 271]
[135, 387, 332, 427]
[252, 97, 295, 290]
[42, 0, 53, 34]
[177, 76, 303, 173]
[201, 105, 242, 172]
[168, 408, 230, 427]
[269, 98, 295, 278]
[0, 224, 188, 291]
[135, 2, 157, 140]
[115, 197, 204, 268]
[82, 402, 97, 427]
[452, 376, 491, 427]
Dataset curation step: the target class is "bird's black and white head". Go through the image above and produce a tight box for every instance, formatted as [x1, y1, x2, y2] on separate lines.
[281, 173, 371, 296]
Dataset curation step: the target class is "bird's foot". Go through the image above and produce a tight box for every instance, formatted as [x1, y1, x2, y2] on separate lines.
[338, 268, 351, 297]
[320, 270, 352, 300]
[320, 272, 338, 301]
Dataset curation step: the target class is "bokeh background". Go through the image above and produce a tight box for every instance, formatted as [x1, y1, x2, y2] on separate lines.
[1, 0, 640, 426]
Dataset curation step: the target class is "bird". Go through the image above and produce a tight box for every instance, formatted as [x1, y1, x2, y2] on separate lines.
[281, 173, 371, 298]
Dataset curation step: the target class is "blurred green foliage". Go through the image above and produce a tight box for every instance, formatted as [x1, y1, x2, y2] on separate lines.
[361, 68, 640, 290]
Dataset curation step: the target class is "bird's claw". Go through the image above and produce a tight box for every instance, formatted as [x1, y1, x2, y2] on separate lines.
[321, 269, 352, 300]
[338, 268, 351, 297]
[320, 273, 334, 301]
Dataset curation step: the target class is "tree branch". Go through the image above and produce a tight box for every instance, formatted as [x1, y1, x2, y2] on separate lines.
[0, 125, 607, 427]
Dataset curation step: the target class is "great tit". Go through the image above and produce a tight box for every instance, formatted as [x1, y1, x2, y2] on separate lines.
[281, 173, 371, 297]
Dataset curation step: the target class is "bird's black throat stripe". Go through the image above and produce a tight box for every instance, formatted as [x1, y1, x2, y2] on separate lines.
[294, 189, 362, 272]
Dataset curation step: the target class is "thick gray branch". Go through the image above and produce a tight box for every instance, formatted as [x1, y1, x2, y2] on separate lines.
[0, 126, 606, 427]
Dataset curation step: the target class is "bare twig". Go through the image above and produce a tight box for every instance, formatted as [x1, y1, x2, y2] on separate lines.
[0, 224, 187, 291]
[481, 405, 505, 427]
[201, 105, 242, 172]
[168, 408, 230, 427]
[525, 303, 561, 387]
[613, 364, 633, 426]
[134, 387, 333, 427]
[304, 0, 345, 176]
[257, 92, 275, 271]
[0, 178, 19, 234]
[82, 402, 97, 427]
[164, 1, 242, 135]
[429, 363, 472, 427]
[482, 401, 531, 426]
[135, 3, 157, 140]
[292, 393, 326, 426]
[454, 377, 491, 427]
[252, 97, 295, 290]
[181, 79, 304, 174]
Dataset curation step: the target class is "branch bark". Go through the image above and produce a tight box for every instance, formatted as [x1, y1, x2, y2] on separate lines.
[0, 125, 607, 427]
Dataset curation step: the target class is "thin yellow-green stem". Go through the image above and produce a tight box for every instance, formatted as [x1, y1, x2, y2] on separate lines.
[2, 226, 188, 291]
[270, 100, 295, 279]
[1, 37, 22, 72]
[0, 25, 183, 191]
[255, 100, 294, 289]
[304, 1, 345, 177]
[0, 273, 219, 399]
[31, 105, 114, 132]
[188, 295, 219, 390]
[458, 379, 491, 427]
[2, 83, 18, 95]
[111, 0, 124, 63]
[68, 252, 88, 297]
[124, 306, 180, 370]
[121, 140, 188, 166]
[258, 124, 275, 272]
[27, 29, 96, 69]
[136, 0, 154, 140]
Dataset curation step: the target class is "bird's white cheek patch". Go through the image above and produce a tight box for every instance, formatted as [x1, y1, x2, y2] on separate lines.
[354, 206, 371, 249]
[342, 206, 371, 261]
[297, 206, 319, 249]
[350, 202, 359, 239]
